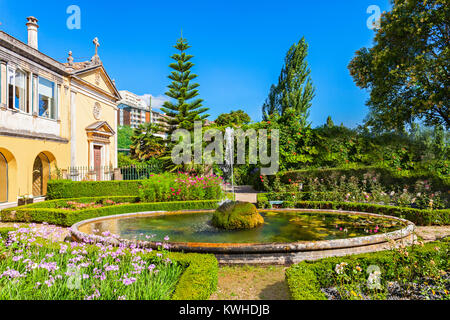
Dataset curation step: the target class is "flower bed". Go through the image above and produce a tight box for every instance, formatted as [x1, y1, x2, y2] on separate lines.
[0, 225, 218, 300]
[0, 198, 221, 227]
[259, 170, 449, 209]
[256, 196, 449, 226]
[273, 166, 449, 193]
[285, 240, 450, 300]
[138, 172, 224, 202]
[47, 173, 225, 201]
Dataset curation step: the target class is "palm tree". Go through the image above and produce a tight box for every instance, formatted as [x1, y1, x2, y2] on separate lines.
[130, 123, 165, 161]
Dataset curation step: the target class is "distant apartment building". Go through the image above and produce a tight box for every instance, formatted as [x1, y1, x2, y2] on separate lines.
[151, 109, 168, 139]
[117, 90, 150, 128]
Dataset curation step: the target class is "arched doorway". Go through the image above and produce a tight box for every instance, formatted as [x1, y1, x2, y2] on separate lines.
[0, 152, 7, 203]
[32, 152, 50, 197]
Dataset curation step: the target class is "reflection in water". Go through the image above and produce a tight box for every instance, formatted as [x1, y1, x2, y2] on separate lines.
[79, 211, 404, 244]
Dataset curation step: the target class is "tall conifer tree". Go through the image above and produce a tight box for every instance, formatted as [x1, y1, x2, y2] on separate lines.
[161, 35, 209, 134]
[262, 37, 315, 126]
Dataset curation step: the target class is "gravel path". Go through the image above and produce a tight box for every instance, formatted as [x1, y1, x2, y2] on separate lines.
[415, 226, 450, 242]
[231, 185, 259, 203]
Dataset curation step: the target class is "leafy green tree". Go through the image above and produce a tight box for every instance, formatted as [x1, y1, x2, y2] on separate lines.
[215, 110, 251, 127]
[117, 125, 133, 149]
[161, 36, 209, 134]
[130, 122, 165, 161]
[258, 110, 317, 172]
[348, 0, 449, 130]
[262, 37, 315, 125]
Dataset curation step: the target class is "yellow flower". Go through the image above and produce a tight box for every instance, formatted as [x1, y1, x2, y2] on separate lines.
[432, 290, 435, 295]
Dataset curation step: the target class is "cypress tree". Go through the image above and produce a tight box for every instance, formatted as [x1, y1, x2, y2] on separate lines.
[262, 37, 315, 125]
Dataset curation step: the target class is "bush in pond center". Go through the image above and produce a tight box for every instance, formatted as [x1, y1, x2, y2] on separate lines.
[212, 201, 264, 230]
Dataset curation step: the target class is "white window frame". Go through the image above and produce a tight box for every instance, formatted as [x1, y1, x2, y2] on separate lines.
[37, 76, 58, 120]
[6, 66, 31, 113]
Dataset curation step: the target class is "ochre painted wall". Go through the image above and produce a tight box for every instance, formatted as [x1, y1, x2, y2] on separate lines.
[0, 137, 70, 202]
[73, 91, 117, 168]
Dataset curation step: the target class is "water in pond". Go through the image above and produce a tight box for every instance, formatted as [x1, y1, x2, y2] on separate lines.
[79, 211, 405, 244]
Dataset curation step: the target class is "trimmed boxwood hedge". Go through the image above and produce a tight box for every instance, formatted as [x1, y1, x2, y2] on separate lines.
[279, 166, 449, 191]
[47, 180, 143, 199]
[255, 166, 449, 194]
[0, 198, 220, 227]
[169, 252, 218, 300]
[285, 240, 449, 300]
[0, 227, 15, 240]
[256, 195, 450, 226]
[0, 227, 218, 300]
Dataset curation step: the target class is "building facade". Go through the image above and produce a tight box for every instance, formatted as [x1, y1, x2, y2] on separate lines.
[150, 109, 169, 139]
[117, 90, 150, 128]
[0, 17, 121, 206]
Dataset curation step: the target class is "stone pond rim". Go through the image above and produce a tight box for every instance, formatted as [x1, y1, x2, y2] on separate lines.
[70, 209, 416, 265]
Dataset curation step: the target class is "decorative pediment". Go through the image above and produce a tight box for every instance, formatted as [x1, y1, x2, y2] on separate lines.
[72, 65, 121, 101]
[86, 121, 115, 136]
[86, 121, 115, 144]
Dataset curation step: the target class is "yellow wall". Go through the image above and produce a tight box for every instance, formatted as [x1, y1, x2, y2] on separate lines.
[0, 137, 70, 202]
[73, 91, 117, 167]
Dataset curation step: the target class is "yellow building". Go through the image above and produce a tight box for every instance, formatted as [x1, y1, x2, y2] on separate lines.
[0, 17, 121, 208]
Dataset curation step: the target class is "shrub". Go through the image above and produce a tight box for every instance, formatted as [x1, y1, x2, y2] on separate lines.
[138, 173, 224, 202]
[212, 201, 263, 230]
[285, 241, 449, 300]
[47, 180, 142, 199]
[170, 252, 218, 300]
[0, 199, 220, 227]
[258, 166, 449, 195]
[47, 173, 225, 202]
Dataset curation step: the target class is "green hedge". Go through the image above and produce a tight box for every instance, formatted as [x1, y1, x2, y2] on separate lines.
[169, 252, 218, 300]
[47, 180, 143, 199]
[0, 227, 15, 240]
[257, 192, 327, 207]
[0, 199, 220, 227]
[286, 241, 449, 300]
[24, 196, 140, 209]
[256, 198, 450, 226]
[278, 166, 449, 192]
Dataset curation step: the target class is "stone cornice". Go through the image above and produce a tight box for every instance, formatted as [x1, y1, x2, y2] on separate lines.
[0, 127, 69, 143]
[0, 31, 69, 76]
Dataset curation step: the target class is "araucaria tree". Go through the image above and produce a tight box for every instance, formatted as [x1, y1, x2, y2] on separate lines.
[262, 37, 315, 126]
[348, 0, 449, 131]
[161, 36, 209, 134]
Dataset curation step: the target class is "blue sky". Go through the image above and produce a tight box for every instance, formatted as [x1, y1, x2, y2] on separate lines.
[0, 0, 391, 127]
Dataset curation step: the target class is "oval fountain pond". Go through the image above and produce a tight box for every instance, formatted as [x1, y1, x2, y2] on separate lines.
[71, 209, 415, 265]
